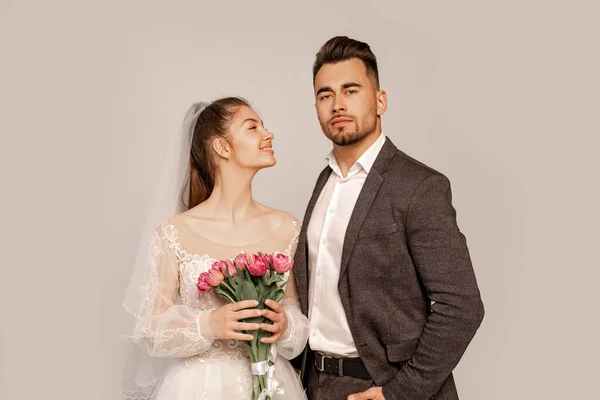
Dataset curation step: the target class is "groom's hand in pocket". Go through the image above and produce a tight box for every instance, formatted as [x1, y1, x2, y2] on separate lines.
[259, 299, 288, 343]
[348, 387, 386, 400]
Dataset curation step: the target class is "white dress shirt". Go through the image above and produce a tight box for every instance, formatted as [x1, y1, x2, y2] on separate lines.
[306, 133, 387, 357]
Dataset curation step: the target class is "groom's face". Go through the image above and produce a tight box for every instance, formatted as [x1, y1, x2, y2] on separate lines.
[314, 58, 381, 146]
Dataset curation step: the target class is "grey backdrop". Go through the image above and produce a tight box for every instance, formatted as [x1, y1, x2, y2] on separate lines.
[1, 1, 598, 399]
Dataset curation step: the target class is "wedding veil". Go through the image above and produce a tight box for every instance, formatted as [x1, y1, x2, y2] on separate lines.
[118, 102, 207, 399]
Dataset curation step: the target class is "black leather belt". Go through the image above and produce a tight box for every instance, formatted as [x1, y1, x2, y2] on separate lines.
[314, 352, 371, 380]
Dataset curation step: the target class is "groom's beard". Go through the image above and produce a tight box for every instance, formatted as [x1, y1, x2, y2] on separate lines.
[320, 109, 378, 147]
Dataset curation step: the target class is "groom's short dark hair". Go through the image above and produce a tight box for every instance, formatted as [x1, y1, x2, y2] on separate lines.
[313, 36, 380, 88]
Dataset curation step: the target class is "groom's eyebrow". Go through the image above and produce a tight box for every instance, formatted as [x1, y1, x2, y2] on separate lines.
[341, 82, 362, 89]
[316, 86, 333, 96]
[316, 82, 362, 96]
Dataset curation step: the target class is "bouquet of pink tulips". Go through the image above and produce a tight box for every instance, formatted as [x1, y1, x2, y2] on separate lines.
[197, 251, 294, 400]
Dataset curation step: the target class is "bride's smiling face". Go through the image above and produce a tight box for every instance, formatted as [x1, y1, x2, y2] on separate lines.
[214, 105, 276, 170]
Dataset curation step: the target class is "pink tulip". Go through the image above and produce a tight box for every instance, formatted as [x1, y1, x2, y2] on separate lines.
[196, 272, 212, 294]
[223, 259, 237, 277]
[206, 268, 224, 287]
[265, 253, 274, 266]
[213, 260, 237, 277]
[255, 252, 269, 267]
[234, 253, 249, 270]
[272, 252, 294, 273]
[247, 254, 268, 276]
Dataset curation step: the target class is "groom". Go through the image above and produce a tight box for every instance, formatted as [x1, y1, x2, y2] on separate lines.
[292, 36, 484, 400]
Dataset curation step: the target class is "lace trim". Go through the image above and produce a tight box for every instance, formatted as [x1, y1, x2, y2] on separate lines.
[284, 219, 302, 258]
[161, 222, 200, 264]
[162, 218, 301, 263]
[121, 384, 155, 400]
[276, 300, 301, 358]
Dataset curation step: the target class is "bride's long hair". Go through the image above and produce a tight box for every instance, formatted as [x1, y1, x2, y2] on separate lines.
[183, 96, 250, 208]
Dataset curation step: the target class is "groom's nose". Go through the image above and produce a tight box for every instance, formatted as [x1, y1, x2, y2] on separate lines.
[332, 99, 347, 114]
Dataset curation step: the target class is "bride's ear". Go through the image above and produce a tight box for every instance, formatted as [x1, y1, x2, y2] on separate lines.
[212, 137, 231, 159]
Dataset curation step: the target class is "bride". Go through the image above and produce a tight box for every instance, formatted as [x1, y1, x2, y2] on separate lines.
[120, 97, 309, 399]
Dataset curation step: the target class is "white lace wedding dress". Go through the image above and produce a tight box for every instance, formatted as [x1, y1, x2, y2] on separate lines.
[121, 214, 309, 400]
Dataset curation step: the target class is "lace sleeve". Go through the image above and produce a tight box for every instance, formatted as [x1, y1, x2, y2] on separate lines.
[277, 297, 309, 360]
[123, 224, 213, 358]
[284, 219, 301, 259]
[277, 218, 309, 360]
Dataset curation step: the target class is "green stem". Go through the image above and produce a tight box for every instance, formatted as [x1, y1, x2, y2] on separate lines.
[221, 279, 236, 294]
[218, 283, 236, 298]
[215, 286, 235, 303]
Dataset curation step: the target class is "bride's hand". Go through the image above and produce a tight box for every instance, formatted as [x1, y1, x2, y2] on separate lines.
[209, 300, 262, 341]
[259, 299, 288, 343]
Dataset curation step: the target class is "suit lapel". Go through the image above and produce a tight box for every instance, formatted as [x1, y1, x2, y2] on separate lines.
[338, 172, 383, 281]
[338, 137, 398, 281]
[295, 165, 332, 315]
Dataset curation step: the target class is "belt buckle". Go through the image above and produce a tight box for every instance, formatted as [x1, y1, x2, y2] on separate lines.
[316, 352, 326, 372]
[338, 358, 344, 377]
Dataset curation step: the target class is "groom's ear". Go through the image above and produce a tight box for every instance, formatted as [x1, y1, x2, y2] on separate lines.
[376, 90, 387, 116]
[212, 138, 231, 159]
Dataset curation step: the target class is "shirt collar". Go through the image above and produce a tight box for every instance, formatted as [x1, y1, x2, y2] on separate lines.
[326, 133, 386, 178]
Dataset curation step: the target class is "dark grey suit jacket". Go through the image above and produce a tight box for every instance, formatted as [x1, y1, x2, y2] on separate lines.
[292, 137, 484, 400]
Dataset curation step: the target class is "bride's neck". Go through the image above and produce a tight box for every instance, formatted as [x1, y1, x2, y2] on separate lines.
[205, 168, 257, 224]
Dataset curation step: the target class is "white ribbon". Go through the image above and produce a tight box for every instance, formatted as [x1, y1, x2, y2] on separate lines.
[251, 360, 269, 376]
[251, 345, 285, 400]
